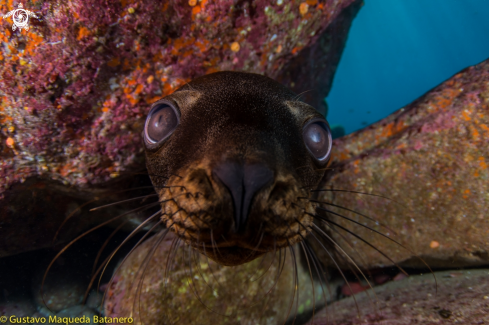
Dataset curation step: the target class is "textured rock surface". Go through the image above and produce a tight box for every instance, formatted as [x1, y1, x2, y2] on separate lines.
[315, 58, 489, 269]
[31, 255, 92, 312]
[0, 299, 37, 323]
[105, 231, 328, 325]
[0, 174, 154, 257]
[0, 0, 358, 198]
[306, 269, 489, 325]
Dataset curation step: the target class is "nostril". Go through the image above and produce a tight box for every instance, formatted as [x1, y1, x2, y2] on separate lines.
[212, 162, 273, 233]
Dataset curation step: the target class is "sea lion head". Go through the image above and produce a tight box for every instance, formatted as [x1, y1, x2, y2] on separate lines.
[143, 71, 332, 266]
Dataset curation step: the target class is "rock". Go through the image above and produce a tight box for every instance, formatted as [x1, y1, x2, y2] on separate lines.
[0, 174, 156, 257]
[313, 58, 489, 269]
[32, 256, 90, 312]
[0, 0, 358, 198]
[276, 0, 362, 116]
[330, 124, 346, 139]
[0, 299, 37, 324]
[86, 291, 103, 313]
[55, 305, 97, 319]
[105, 231, 329, 324]
[305, 269, 489, 324]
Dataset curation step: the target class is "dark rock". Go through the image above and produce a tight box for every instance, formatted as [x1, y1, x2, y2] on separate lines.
[32, 256, 90, 312]
[0, 299, 37, 324]
[330, 124, 346, 139]
[85, 291, 103, 313]
[55, 305, 97, 319]
[276, 0, 363, 116]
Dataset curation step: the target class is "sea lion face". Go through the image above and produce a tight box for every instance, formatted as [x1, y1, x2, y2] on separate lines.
[143, 72, 332, 266]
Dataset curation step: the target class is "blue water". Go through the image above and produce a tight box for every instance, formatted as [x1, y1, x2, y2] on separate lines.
[327, 0, 489, 135]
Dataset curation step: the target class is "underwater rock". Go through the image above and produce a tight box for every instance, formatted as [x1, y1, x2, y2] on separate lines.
[330, 124, 346, 139]
[0, 176, 151, 257]
[315, 58, 489, 269]
[0, 0, 359, 200]
[104, 231, 328, 324]
[55, 305, 97, 319]
[276, 1, 362, 116]
[31, 255, 91, 312]
[85, 291, 103, 313]
[305, 269, 489, 324]
[0, 299, 37, 323]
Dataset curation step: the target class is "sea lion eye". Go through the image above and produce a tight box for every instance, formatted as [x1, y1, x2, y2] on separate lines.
[144, 103, 179, 144]
[303, 119, 333, 163]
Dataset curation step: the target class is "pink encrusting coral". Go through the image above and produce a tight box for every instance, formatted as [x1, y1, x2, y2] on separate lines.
[0, 0, 355, 197]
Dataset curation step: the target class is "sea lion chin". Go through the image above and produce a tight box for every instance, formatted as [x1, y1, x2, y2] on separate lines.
[143, 71, 332, 266]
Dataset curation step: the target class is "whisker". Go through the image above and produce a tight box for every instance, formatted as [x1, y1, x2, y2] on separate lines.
[302, 240, 331, 310]
[89, 194, 159, 211]
[246, 252, 269, 282]
[132, 227, 170, 323]
[299, 241, 316, 323]
[210, 229, 224, 261]
[310, 188, 407, 208]
[87, 218, 163, 305]
[98, 210, 164, 293]
[313, 207, 418, 274]
[320, 214, 376, 288]
[191, 245, 215, 291]
[242, 228, 265, 264]
[301, 198, 397, 236]
[52, 185, 156, 244]
[41, 202, 161, 312]
[313, 213, 409, 277]
[292, 88, 315, 102]
[249, 242, 277, 282]
[313, 205, 437, 293]
[202, 242, 225, 290]
[311, 223, 378, 311]
[305, 225, 362, 317]
[284, 245, 300, 325]
[184, 243, 229, 317]
[163, 231, 182, 283]
[91, 220, 129, 277]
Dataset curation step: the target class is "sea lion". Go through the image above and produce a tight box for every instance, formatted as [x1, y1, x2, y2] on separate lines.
[143, 71, 332, 267]
[99, 71, 433, 324]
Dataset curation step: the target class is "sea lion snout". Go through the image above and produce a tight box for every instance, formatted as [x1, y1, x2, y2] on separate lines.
[212, 161, 273, 234]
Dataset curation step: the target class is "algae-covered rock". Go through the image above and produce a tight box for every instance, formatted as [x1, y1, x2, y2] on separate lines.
[105, 232, 328, 324]
[306, 269, 489, 324]
[314, 58, 489, 269]
[0, 0, 359, 197]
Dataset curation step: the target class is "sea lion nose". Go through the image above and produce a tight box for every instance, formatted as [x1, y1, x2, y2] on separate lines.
[212, 162, 273, 233]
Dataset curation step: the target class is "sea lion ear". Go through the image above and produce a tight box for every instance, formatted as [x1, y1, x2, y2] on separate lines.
[169, 89, 202, 112]
[284, 100, 320, 121]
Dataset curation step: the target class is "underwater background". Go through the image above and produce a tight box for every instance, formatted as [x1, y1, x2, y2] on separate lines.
[1, 0, 489, 323]
[328, 0, 489, 134]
